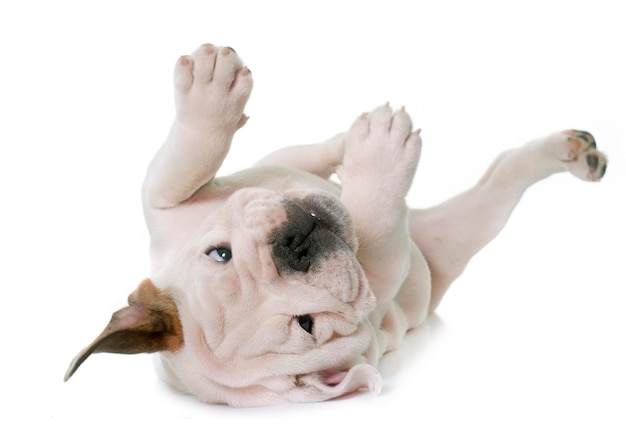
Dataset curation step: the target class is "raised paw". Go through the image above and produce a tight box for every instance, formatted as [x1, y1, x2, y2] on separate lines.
[341, 104, 422, 198]
[174, 44, 253, 132]
[561, 130, 608, 182]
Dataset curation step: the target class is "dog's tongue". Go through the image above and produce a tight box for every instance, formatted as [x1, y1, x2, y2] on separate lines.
[324, 371, 348, 386]
[321, 364, 382, 397]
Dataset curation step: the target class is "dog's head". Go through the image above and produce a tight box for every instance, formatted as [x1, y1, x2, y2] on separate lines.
[65, 188, 381, 406]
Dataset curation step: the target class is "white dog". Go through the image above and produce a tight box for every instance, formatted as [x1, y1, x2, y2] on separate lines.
[65, 44, 608, 407]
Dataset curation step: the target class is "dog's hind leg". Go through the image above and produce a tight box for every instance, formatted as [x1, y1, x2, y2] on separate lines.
[253, 133, 346, 179]
[409, 130, 608, 312]
[143, 44, 252, 210]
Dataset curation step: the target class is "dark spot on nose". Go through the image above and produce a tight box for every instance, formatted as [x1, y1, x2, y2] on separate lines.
[272, 222, 316, 273]
[270, 198, 345, 275]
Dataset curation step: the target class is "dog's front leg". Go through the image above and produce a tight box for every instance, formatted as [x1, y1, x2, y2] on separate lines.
[339, 105, 422, 306]
[143, 45, 252, 210]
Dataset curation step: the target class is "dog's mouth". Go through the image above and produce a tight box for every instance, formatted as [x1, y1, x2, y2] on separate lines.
[296, 363, 383, 401]
[322, 369, 349, 387]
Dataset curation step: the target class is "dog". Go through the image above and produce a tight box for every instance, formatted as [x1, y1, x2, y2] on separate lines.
[64, 44, 608, 407]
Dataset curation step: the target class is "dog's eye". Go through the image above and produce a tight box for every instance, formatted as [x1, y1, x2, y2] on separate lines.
[206, 248, 232, 263]
[297, 315, 314, 334]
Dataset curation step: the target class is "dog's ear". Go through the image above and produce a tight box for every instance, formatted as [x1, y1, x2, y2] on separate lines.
[64, 278, 183, 381]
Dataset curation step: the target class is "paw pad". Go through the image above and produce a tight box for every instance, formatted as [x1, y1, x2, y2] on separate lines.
[563, 129, 608, 181]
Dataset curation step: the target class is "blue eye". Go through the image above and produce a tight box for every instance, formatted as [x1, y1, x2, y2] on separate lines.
[206, 248, 232, 263]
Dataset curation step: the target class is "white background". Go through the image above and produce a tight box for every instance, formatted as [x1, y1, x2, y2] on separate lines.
[1, 0, 624, 436]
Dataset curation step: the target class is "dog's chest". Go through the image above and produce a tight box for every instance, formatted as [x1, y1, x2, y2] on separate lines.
[213, 166, 341, 197]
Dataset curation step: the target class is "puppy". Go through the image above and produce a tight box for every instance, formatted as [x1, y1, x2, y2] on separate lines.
[65, 44, 608, 407]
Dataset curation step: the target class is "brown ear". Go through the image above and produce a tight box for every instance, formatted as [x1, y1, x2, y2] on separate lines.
[64, 278, 184, 382]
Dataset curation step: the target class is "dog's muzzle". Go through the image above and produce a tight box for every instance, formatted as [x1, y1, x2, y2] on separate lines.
[270, 196, 351, 274]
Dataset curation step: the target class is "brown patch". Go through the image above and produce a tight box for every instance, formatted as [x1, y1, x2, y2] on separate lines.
[64, 278, 183, 381]
[575, 130, 597, 149]
[566, 129, 597, 157]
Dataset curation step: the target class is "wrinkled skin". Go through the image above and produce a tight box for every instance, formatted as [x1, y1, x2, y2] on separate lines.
[65, 44, 607, 407]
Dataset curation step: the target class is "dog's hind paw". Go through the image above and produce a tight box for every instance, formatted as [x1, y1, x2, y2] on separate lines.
[560, 130, 608, 182]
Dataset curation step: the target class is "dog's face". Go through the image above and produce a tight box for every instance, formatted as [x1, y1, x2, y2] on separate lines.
[66, 188, 381, 406]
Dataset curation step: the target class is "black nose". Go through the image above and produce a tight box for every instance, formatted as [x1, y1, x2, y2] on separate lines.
[270, 197, 348, 275]
[272, 216, 319, 273]
[271, 197, 339, 274]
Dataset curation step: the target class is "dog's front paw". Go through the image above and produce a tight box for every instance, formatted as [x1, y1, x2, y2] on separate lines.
[174, 44, 253, 132]
[559, 130, 608, 182]
[340, 104, 422, 199]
